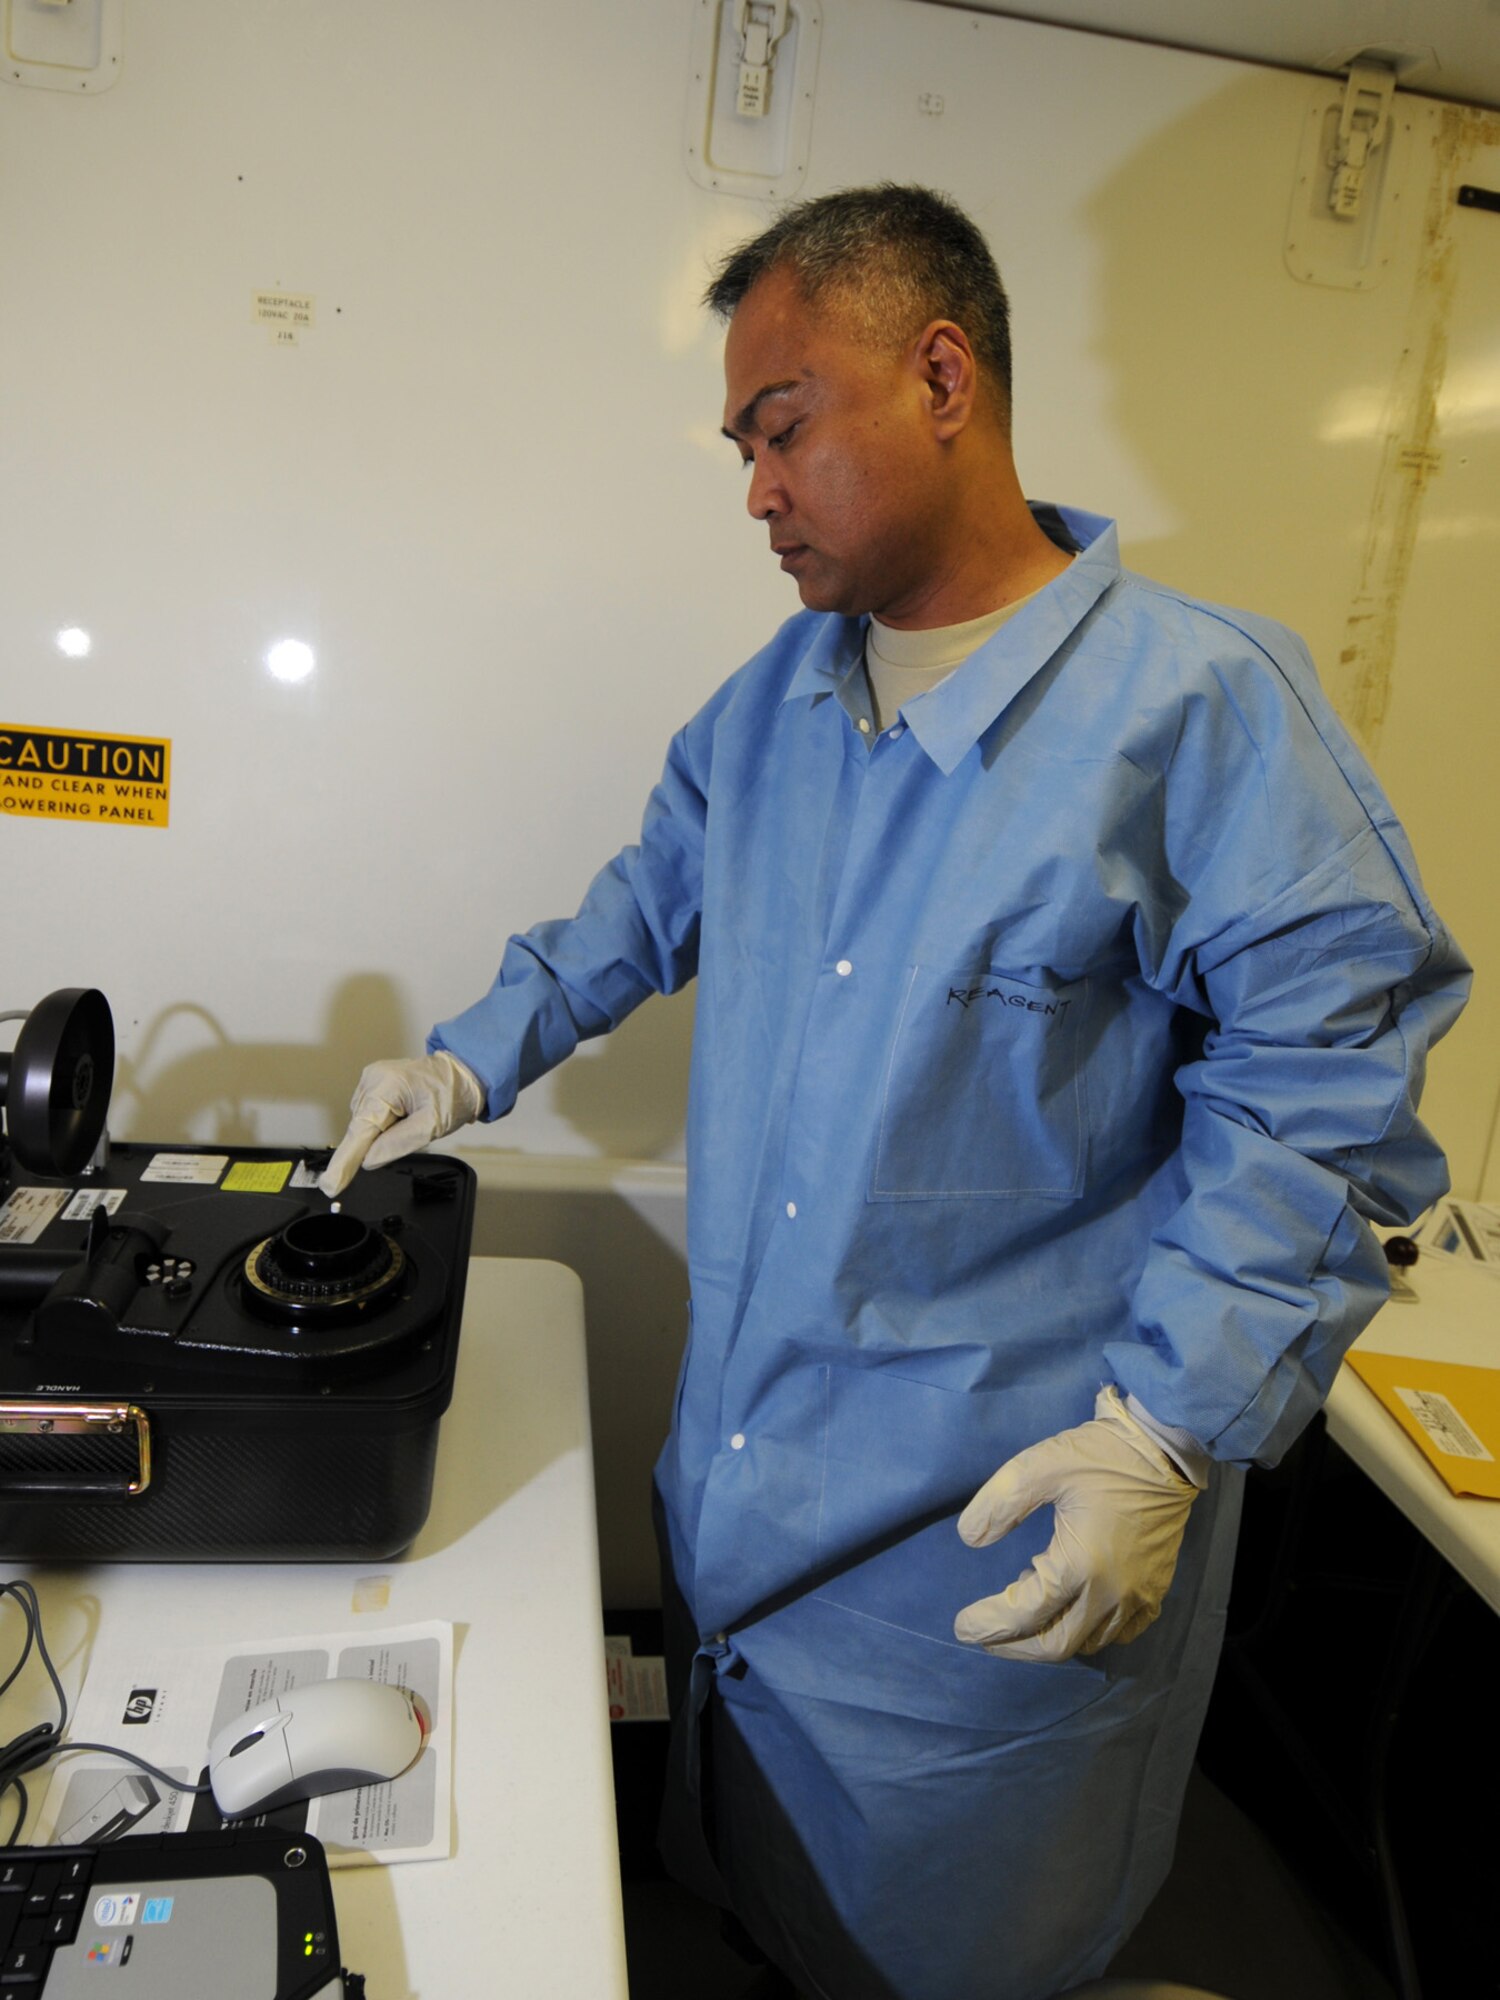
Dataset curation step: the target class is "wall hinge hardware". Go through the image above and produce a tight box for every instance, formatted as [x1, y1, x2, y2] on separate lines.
[2, 0, 122, 93]
[684, 0, 820, 203]
[1330, 61, 1395, 219]
[735, 0, 788, 118]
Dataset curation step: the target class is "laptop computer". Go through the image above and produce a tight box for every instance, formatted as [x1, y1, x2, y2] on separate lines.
[0, 1826, 357, 1998]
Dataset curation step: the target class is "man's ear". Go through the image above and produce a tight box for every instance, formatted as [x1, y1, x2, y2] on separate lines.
[915, 319, 978, 440]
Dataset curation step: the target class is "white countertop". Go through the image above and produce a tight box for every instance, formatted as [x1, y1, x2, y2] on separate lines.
[1327, 1252, 1500, 1616]
[3, 1257, 629, 1999]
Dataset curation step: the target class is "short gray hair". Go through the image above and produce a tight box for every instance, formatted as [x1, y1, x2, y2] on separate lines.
[704, 183, 1013, 418]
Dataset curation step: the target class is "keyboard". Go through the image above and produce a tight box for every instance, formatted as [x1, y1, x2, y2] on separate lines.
[0, 1850, 91, 1986]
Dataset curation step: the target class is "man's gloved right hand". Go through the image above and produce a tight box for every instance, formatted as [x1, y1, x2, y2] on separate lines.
[953, 1386, 1198, 1663]
[318, 1053, 486, 1197]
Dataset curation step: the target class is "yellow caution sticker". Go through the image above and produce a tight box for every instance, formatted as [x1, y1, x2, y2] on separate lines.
[222, 1160, 294, 1194]
[1, 723, 171, 828]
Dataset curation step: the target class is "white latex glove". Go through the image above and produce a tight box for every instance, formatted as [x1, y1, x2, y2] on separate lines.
[953, 1386, 1198, 1663]
[318, 1053, 485, 1197]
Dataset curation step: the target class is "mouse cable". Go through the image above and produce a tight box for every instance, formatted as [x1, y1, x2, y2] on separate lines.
[0, 1578, 211, 1846]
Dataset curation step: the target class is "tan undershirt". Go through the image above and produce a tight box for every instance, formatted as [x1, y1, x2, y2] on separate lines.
[864, 586, 1049, 733]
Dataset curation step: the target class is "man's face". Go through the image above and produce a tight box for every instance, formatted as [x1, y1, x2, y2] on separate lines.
[721, 266, 950, 622]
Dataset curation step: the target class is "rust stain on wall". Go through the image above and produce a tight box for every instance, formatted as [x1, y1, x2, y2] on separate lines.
[1341, 105, 1496, 756]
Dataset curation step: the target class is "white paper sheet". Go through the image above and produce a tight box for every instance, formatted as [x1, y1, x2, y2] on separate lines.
[33, 1619, 453, 1868]
[1414, 1198, 1500, 1278]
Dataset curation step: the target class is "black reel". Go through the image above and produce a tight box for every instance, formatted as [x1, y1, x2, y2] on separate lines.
[0, 989, 115, 1176]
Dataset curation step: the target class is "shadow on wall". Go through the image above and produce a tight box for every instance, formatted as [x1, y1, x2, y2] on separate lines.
[114, 961, 694, 1162]
[1068, 68, 1398, 652]
[114, 973, 410, 1146]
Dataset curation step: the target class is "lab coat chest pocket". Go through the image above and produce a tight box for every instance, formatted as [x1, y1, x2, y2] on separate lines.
[872, 966, 1087, 1199]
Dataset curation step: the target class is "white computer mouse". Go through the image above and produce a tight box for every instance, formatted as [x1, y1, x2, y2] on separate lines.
[207, 1677, 427, 1818]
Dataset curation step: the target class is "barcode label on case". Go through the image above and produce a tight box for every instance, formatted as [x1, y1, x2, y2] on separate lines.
[1395, 1388, 1493, 1462]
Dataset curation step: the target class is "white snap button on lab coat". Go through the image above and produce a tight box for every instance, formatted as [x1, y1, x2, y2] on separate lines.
[836, 960, 853, 976]
[857, 717, 871, 734]
[889, 724, 905, 740]
[731, 1433, 746, 1450]
[786, 1201, 797, 1218]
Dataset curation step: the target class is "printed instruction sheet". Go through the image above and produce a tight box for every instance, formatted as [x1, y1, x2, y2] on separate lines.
[1413, 1198, 1500, 1276]
[34, 1619, 453, 1867]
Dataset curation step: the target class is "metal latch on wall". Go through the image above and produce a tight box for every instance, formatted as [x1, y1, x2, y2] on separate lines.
[735, 0, 788, 118]
[684, 0, 821, 203]
[1, 0, 122, 93]
[1329, 61, 1395, 219]
[1285, 59, 1413, 291]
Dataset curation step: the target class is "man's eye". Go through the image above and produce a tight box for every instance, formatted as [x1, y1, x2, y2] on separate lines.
[735, 421, 799, 470]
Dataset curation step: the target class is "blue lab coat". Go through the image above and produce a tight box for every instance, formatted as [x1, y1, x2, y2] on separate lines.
[433, 509, 1467, 1999]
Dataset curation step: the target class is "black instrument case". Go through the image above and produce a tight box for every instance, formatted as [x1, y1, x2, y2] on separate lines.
[0, 1141, 475, 1561]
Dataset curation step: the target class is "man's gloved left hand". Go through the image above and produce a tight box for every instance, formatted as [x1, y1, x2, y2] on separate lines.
[953, 1386, 1198, 1663]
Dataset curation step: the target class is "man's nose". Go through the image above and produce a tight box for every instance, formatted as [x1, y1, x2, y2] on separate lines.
[745, 452, 781, 521]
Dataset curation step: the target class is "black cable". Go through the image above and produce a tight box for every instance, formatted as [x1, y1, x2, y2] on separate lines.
[0, 1582, 65, 1717]
[0, 1580, 68, 1841]
[46, 1742, 211, 1795]
[0, 1577, 210, 1846]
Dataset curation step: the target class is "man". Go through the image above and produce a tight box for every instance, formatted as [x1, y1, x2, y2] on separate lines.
[322, 186, 1467, 1998]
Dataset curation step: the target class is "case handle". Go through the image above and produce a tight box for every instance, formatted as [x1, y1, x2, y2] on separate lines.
[0, 1403, 151, 1499]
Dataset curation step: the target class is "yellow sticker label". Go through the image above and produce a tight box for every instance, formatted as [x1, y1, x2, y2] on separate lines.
[0, 724, 171, 829]
[222, 1160, 293, 1194]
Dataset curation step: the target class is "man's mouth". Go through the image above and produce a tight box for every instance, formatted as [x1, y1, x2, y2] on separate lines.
[773, 543, 808, 571]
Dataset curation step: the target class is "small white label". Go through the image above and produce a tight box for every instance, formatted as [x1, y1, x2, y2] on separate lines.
[288, 1161, 322, 1188]
[1395, 1387, 1494, 1462]
[0, 1187, 69, 1244]
[61, 1188, 128, 1222]
[253, 290, 315, 334]
[92, 1891, 140, 1927]
[140, 1153, 228, 1185]
[605, 1636, 669, 1723]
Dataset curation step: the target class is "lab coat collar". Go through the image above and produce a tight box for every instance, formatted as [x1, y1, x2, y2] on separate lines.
[778, 506, 1121, 776]
[781, 609, 865, 706]
[902, 506, 1119, 776]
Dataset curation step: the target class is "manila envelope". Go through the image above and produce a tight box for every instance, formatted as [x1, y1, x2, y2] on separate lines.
[1345, 1351, 1500, 1499]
